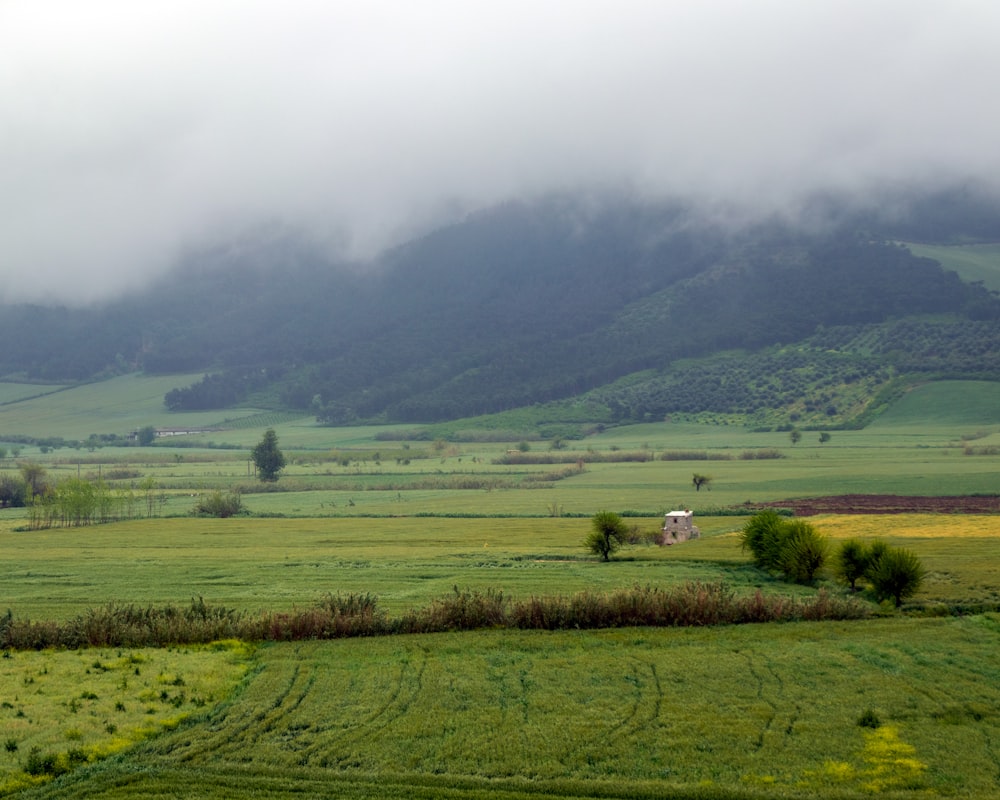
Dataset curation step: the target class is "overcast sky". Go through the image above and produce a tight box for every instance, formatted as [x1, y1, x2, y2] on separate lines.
[3, 1, 1000, 304]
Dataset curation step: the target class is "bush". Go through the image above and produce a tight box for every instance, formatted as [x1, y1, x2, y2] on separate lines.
[857, 708, 881, 729]
[0, 585, 871, 648]
[867, 546, 926, 607]
[778, 520, 828, 583]
[741, 511, 828, 583]
[739, 509, 788, 572]
[834, 537, 926, 606]
[193, 490, 243, 518]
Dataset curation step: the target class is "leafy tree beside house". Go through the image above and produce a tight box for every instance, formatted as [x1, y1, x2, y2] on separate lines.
[251, 429, 286, 482]
[586, 510, 628, 561]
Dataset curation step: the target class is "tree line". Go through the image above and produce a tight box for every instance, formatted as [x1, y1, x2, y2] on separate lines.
[0, 463, 167, 528]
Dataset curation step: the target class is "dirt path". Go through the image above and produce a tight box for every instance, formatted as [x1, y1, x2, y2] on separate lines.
[749, 494, 1000, 516]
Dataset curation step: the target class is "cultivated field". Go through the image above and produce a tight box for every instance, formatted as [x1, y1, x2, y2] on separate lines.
[1, 376, 999, 798]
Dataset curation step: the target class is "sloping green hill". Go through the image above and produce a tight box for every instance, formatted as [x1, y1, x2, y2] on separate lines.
[868, 380, 1000, 428]
[0, 373, 262, 441]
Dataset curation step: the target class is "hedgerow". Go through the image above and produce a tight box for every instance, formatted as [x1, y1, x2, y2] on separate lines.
[0, 584, 868, 650]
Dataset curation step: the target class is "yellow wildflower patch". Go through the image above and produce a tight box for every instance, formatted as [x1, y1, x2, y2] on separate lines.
[816, 514, 1000, 540]
[860, 725, 927, 792]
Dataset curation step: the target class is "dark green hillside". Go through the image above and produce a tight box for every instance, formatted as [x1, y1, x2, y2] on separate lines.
[0, 189, 997, 425]
[569, 318, 1000, 429]
[334, 236, 994, 424]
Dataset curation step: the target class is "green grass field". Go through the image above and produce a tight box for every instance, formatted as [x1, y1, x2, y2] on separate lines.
[0, 385, 69, 407]
[2, 376, 1000, 798]
[3, 511, 999, 620]
[0, 374, 268, 442]
[0, 643, 250, 796]
[2, 380, 999, 526]
[11, 619, 1000, 799]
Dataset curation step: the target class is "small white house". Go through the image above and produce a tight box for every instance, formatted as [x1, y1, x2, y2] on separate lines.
[660, 509, 700, 545]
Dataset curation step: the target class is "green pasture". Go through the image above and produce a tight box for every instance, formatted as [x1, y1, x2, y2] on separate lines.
[1, 375, 1000, 798]
[3, 513, 999, 622]
[0, 374, 265, 442]
[9, 433, 1000, 520]
[905, 241, 1000, 292]
[2, 374, 1000, 450]
[866, 379, 1000, 430]
[0, 385, 68, 407]
[16, 618, 1000, 799]
[2, 378, 999, 519]
[0, 515, 752, 621]
[0, 643, 250, 796]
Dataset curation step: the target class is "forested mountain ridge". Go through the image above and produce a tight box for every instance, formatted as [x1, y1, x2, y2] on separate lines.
[1, 189, 999, 427]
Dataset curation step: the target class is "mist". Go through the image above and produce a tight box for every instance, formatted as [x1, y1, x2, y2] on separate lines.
[3, 1, 999, 304]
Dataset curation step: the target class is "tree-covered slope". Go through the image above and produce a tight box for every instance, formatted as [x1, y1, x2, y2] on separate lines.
[0, 189, 997, 425]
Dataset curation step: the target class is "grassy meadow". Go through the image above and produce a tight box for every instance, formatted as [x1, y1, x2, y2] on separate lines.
[0, 374, 999, 798]
[10, 619, 1000, 799]
[2, 515, 999, 623]
[0, 643, 251, 796]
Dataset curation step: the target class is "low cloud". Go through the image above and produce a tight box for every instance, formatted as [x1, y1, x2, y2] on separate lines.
[2, 1, 999, 303]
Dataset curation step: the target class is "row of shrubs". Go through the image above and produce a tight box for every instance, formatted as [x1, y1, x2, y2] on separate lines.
[494, 449, 784, 465]
[740, 510, 926, 606]
[0, 583, 869, 650]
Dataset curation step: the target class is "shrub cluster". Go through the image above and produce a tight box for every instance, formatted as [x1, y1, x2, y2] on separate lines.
[0, 584, 868, 650]
[836, 538, 926, 607]
[24, 477, 155, 529]
[495, 451, 653, 465]
[193, 490, 244, 518]
[739, 448, 785, 460]
[739, 510, 829, 583]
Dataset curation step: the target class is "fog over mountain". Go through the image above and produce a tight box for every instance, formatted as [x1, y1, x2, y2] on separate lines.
[3, 1, 1000, 304]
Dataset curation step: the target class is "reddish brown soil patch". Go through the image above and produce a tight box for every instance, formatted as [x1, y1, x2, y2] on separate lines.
[748, 494, 1000, 516]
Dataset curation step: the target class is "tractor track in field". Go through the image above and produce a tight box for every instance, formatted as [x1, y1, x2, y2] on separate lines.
[557, 657, 662, 769]
[749, 494, 1000, 516]
[742, 652, 777, 752]
[299, 645, 429, 767]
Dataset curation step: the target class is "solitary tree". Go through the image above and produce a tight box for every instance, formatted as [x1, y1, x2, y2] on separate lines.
[586, 510, 628, 561]
[819, 432, 831, 444]
[137, 425, 157, 446]
[789, 429, 802, 445]
[692, 473, 712, 492]
[251, 429, 286, 482]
